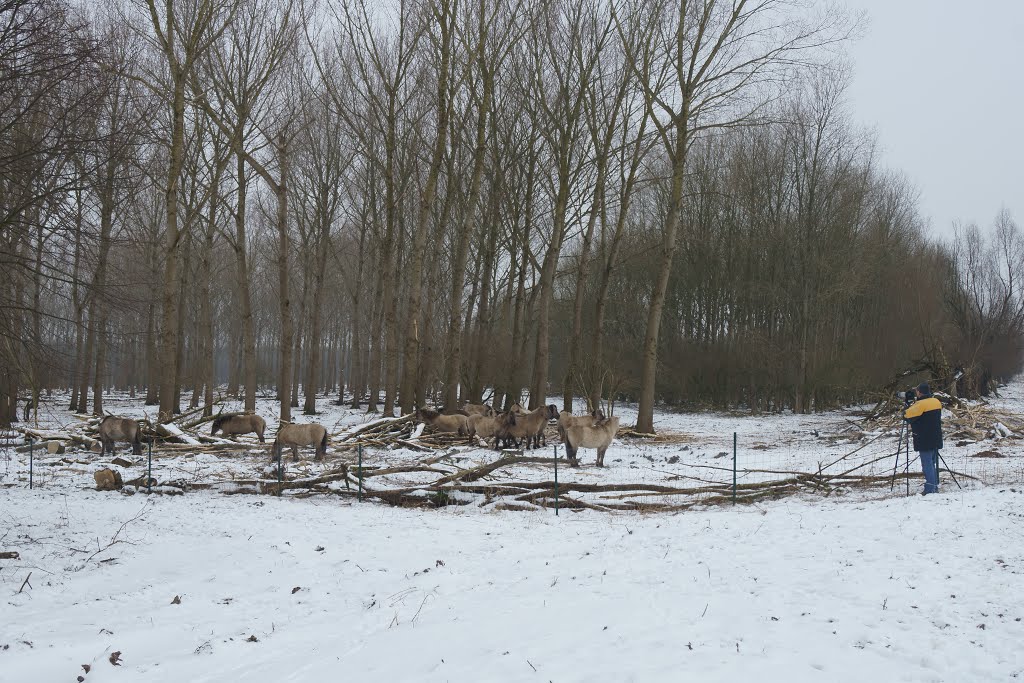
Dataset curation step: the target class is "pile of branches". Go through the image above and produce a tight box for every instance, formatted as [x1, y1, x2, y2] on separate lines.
[863, 391, 1021, 443]
[189, 447, 952, 512]
[17, 404, 267, 454]
[332, 414, 480, 452]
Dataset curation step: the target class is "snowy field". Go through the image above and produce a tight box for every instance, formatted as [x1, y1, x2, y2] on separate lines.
[2, 386, 1024, 681]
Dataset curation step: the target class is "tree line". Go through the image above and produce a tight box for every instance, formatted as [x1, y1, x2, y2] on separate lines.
[2, 0, 1022, 430]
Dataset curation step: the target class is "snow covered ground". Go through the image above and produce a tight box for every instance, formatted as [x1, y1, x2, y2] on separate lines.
[3, 485, 1024, 681]
[2, 385, 1024, 681]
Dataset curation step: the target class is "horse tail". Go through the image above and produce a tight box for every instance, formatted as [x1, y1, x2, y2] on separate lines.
[319, 428, 328, 453]
[132, 423, 143, 454]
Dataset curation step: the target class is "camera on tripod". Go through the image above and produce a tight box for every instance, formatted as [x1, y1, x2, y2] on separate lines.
[896, 388, 917, 406]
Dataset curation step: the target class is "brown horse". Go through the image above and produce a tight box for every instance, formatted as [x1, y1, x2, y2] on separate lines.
[468, 413, 501, 449]
[463, 402, 495, 417]
[98, 415, 143, 456]
[211, 413, 267, 442]
[22, 397, 36, 422]
[496, 404, 558, 450]
[416, 407, 470, 435]
[272, 422, 328, 462]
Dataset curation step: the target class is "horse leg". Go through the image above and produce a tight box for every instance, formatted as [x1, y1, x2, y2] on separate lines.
[258, 428, 265, 444]
[565, 442, 578, 467]
[597, 446, 606, 467]
[291, 444, 299, 462]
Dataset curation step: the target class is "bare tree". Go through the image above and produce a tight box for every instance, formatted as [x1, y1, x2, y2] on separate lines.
[615, 0, 855, 432]
[133, 0, 240, 421]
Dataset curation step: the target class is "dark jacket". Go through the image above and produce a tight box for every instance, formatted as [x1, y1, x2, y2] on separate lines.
[905, 396, 943, 451]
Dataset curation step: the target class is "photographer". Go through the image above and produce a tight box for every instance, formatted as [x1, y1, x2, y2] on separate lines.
[903, 382, 943, 494]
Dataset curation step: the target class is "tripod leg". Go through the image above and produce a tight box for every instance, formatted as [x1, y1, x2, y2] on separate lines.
[937, 451, 962, 490]
[890, 424, 904, 492]
[904, 425, 911, 496]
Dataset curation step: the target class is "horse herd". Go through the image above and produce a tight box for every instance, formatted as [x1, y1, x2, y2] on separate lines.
[94, 402, 618, 468]
[416, 402, 620, 467]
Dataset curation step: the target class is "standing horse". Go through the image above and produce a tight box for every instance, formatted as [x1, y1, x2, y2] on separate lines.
[564, 416, 619, 467]
[211, 413, 267, 442]
[97, 415, 143, 456]
[272, 422, 328, 462]
[22, 397, 36, 422]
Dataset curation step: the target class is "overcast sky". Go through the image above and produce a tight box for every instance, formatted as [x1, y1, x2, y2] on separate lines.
[843, 0, 1023, 240]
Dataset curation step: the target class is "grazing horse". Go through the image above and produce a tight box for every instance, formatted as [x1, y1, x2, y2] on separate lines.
[272, 422, 328, 462]
[415, 407, 470, 435]
[211, 413, 267, 443]
[97, 415, 143, 456]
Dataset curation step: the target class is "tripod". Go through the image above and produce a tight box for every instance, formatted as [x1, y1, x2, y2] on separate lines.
[890, 419, 912, 495]
[890, 417, 962, 494]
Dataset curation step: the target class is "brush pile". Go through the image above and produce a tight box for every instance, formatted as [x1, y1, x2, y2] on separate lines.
[863, 391, 1022, 444]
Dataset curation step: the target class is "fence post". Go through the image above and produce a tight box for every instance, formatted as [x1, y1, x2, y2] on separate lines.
[277, 448, 283, 496]
[28, 435, 33, 490]
[553, 444, 559, 516]
[732, 432, 737, 505]
[147, 438, 152, 494]
[357, 443, 363, 502]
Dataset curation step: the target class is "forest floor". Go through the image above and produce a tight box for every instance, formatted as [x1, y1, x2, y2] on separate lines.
[2, 386, 1023, 681]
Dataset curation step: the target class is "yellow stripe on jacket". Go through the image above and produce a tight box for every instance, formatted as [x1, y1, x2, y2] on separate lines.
[905, 396, 942, 419]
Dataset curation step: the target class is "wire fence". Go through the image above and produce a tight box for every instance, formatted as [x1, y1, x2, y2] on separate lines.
[4, 401, 1024, 512]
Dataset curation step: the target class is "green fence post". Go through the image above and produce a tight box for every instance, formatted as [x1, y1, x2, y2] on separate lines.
[732, 432, 737, 505]
[553, 444, 559, 516]
[357, 443, 363, 502]
[277, 448, 283, 496]
[28, 435, 33, 490]
[147, 438, 152, 494]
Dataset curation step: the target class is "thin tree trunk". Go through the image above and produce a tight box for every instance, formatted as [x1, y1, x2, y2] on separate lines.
[636, 120, 687, 434]
[304, 241, 330, 414]
[345, 217, 368, 407]
[199, 159, 220, 416]
[234, 151, 257, 412]
[92, 318, 108, 415]
[383, 224, 404, 416]
[69, 188, 85, 410]
[173, 231, 191, 415]
[275, 132, 293, 422]
[157, 77, 188, 422]
[291, 254, 309, 408]
[401, 0, 454, 415]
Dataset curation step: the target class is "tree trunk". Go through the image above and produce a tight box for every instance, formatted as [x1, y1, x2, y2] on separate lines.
[275, 133, 293, 423]
[345, 217, 369, 407]
[399, 0, 453, 415]
[92, 317, 108, 415]
[563, 165, 605, 411]
[157, 76, 188, 422]
[199, 162, 220, 416]
[234, 151, 258, 412]
[636, 121, 688, 434]
[291, 254, 309, 408]
[69, 188, 85, 410]
[383, 226, 404, 417]
[528, 178, 570, 410]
